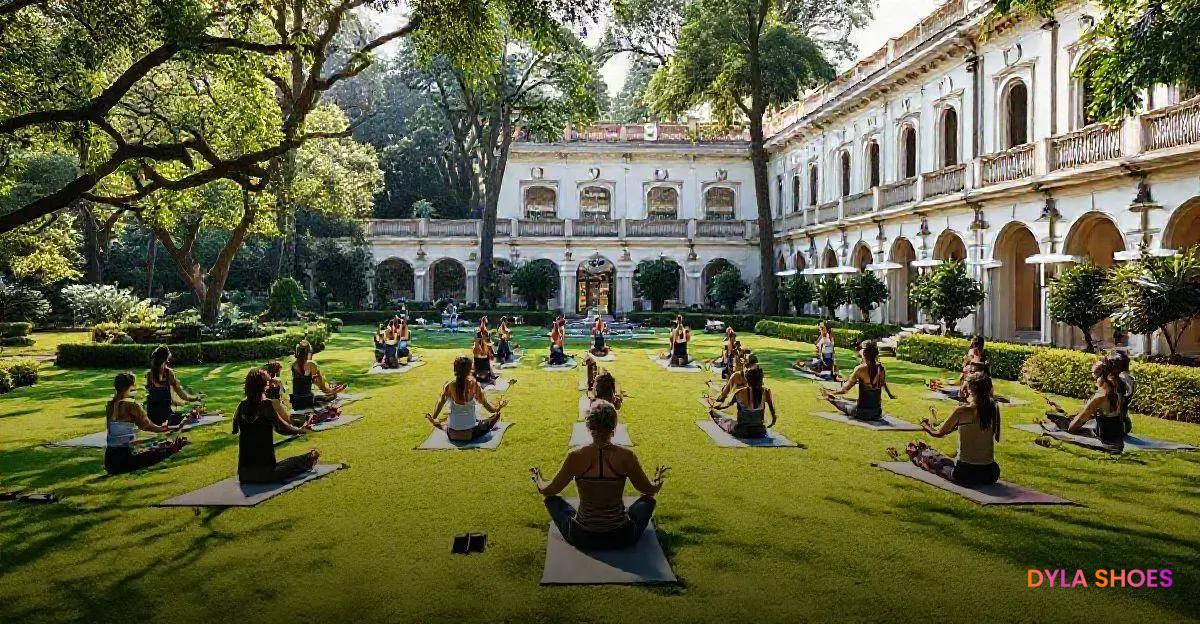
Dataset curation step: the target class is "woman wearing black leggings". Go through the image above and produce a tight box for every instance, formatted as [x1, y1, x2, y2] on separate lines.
[234, 369, 320, 483]
[104, 372, 189, 475]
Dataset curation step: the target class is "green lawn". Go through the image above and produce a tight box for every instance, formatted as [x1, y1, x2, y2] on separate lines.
[1, 325, 1198, 624]
[1, 330, 88, 359]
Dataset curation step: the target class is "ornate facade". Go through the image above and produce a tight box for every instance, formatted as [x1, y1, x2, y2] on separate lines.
[367, 0, 1200, 355]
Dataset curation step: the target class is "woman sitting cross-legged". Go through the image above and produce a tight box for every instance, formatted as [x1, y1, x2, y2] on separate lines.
[234, 369, 320, 484]
[706, 364, 777, 438]
[394, 317, 414, 364]
[708, 353, 757, 404]
[472, 330, 499, 385]
[589, 317, 610, 357]
[494, 317, 517, 364]
[1041, 358, 1129, 453]
[548, 318, 569, 365]
[889, 372, 1001, 486]
[145, 346, 205, 426]
[104, 372, 189, 475]
[291, 340, 345, 410]
[819, 340, 896, 421]
[426, 356, 510, 442]
[589, 369, 625, 411]
[927, 335, 987, 395]
[531, 400, 668, 550]
[373, 324, 387, 364]
[792, 321, 840, 380]
[264, 361, 341, 425]
[668, 315, 692, 366]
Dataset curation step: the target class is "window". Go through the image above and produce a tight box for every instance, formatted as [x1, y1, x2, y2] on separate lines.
[579, 186, 611, 220]
[791, 175, 801, 212]
[647, 186, 679, 220]
[808, 164, 818, 206]
[900, 125, 918, 178]
[776, 175, 784, 216]
[839, 152, 851, 197]
[1005, 80, 1029, 147]
[704, 187, 736, 220]
[867, 140, 880, 188]
[941, 108, 959, 167]
[524, 186, 556, 219]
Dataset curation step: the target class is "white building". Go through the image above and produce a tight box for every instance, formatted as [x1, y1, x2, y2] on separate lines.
[367, 0, 1200, 355]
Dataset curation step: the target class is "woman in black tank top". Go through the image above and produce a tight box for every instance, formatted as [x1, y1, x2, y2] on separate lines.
[531, 400, 668, 550]
[1042, 358, 1128, 452]
[821, 340, 896, 421]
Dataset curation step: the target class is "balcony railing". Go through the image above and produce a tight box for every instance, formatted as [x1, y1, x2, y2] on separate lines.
[696, 219, 747, 238]
[816, 201, 839, 223]
[1144, 96, 1200, 151]
[880, 177, 916, 208]
[495, 219, 511, 237]
[518, 219, 564, 237]
[1051, 123, 1122, 170]
[843, 190, 874, 218]
[368, 219, 419, 237]
[627, 219, 688, 237]
[426, 219, 477, 237]
[573, 220, 619, 237]
[980, 143, 1035, 185]
[922, 165, 966, 198]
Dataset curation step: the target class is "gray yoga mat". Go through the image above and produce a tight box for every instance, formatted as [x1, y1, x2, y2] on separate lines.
[694, 420, 798, 448]
[540, 497, 677, 585]
[788, 368, 842, 386]
[540, 357, 578, 371]
[925, 390, 1029, 406]
[481, 377, 513, 392]
[368, 360, 426, 375]
[48, 413, 227, 449]
[290, 394, 364, 417]
[811, 411, 922, 431]
[588, 352, 617, 362]
[158, 464, 344, 507]
[648, 355, 704, 372]
[499, 356, 522, 369]
[578, 379, 591, 392]
[277, 414, 364, 445]
[416, 422, 512, 450]
[578, 394, 592, 420]
[570, 422, 632, 447]
[879, 462, 1073, 506]
[1013, 423, 1197, 451]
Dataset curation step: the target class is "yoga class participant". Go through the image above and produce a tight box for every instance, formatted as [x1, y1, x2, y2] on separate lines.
[234, 369, 319, 484]
[1108, 350, 1135, 430]
[472, 330, 499, 385]
[145, 346, 204, 426]
[583, 354, 599, 392]
[395, 317, 414, 364]
[589, 370, 625, 411]
[264, 361, 340, 424]
[793, 321, 839, 380]
[718, 327, 738, 378]
[889, 372, 1001, 486]
[1042, 358, 1129, 452]
[291, 340, 345, 410]
[478, 315, 491, 341]
[927, 335, 987, 393]
[494, 317, 516, 364]
[819, 340, 896, 421]
[373, 324, 387, 364]
[531, 400, 668, 549]
[425, 356, 509, 441]
[708, 352, 758, 403]
[548, 318, 568, 365]
[105, 372, 189, 475]
[707, 365, 777, 439]
[669, 315, 691, 366]
[589, 317, 610, 357]
[382, 321, 400, 368]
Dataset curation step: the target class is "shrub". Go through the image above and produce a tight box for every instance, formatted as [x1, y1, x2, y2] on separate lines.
[1103, 245, 1200, 359]
[511, 260, 559, 310]
[895, 334, 1041, 381]
[1, 336, 35, 347]
[783, 276, 814, 316]
[1021, 349, 1200, 422]
[267, 278, 307, 319]
[709, 267, 749, 313]
[754, 320, 865, 349]
[57, 323, 328, 368]
[845, 271, 889, 320]
[815, 277, 847, 319]
[61, 284, 164, 325]
[91, 322, 125, 343]
[0, 283, 51, 323]
[324, 317, 343, 333]
[0, 321, 33, 337]
[909, 260, 984, 334]
[634, 258, 682, 312]
[0, 358, 39, 391]
[0, 370, 10, 393]
[1047, 263, 1114, 352]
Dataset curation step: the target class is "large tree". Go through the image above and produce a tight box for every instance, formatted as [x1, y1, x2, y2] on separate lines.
[641, 0, 867, 313]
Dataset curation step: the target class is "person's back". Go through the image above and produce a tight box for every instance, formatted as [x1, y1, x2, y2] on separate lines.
[732, 386, 768, 438]
[954, 404, 995, 466]
[106, 399, 140, 448]
[235, 399, 279, 481]
[573, 443, 630, 533]
[854, 363, 884, 420]
[446, 381, 479, 431]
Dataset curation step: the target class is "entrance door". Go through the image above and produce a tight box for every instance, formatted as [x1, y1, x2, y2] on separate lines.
[577, 271, 614, 314]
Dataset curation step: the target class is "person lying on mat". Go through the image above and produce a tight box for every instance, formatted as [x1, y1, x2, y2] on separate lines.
[548, 319, 569, 366]
[105, 372, 189, 475]
[494, 317, 517, 364]
[887, 372, 1001, 486]
[589, 317, 610, 357]
[234, 369, 319, 484]
[531, 400, 668, 550]
[472, 330, 499, 385]
[589, 370, 625, 410]
[264, 361, 341, 425]
[668, 315, 692, 366]
[426, 356, 510, 441]
[819, 340, 895, 421]
[145, 346, 205, 426]
[706, 365, 777, 439]
[1040, 358, 1129, 453]
[291, 340, 345, 410]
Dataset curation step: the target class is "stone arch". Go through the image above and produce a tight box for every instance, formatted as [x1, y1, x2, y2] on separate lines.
[375, 257, 415, 304]
[648, 185, 680, 220]
[793, 251, 807, 271]
[938, 106, 959, 167]
[821, 246, 839, 269]
[888, 237, 917, 324]
[1164, 196, 1200, 250]
[839, 150, 852, 197]
[702, 258, 735, 306]
[577, 255, 617, 314]
[864, 138, 881, 188]
[429, 257, 467, 303]
[851, 242, 873, 271]
[634, 256, 683, 309]
[991, 222, 1041, 341]
[933, 229, 967, 262]
[524, 185, 557, 218]
[1064, 211, 1125, 266]
[704, 186, 736, 220]
[579, 185, 612, 220]
[1000, 77, 1030, 148]
[899, 123, 918, 179]
[808, 163, 819, 206]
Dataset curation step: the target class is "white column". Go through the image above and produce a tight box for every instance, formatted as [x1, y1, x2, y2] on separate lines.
[1039, 263, 1053, 345]
[465, 268, 479, 305]
[616, 266, 635, 314]
[413, 269, 429, 302]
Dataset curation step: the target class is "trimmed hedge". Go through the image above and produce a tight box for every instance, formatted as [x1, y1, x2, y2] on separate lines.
[337, 309, 560, 326]
[56, 324, 329, 368]
[1, 335, 35, 347]
[0, 358, 39, 393]
[754, 320, 867, 349]
[0, 322, 33, 337]
[633, 311, 901, 339]
[895, 334, 1039, 381]
[1022, 350, 1200, 423]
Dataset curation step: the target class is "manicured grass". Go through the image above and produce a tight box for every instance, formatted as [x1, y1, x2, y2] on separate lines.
[1, 325, 1198, 623]
[0, 330, 88, 358]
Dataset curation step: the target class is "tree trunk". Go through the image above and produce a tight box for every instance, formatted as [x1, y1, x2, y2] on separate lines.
[77, 205, 104, 283]
[200, 198, 257, 324]
[146, 236, 157, 298]
[1082, 327, 1095, 353]
[748, 124, 777, 317]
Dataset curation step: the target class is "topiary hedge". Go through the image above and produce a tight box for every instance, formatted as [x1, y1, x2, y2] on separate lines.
[633, 311, 901, 338]
[1, 336, 35, 347]
[895, 334, 1040, 381]
[337, 309, 560, 326]
[0, 358, 39, 393]
[0, 322, 33, 338]
[754, 320, 866, 349]
[1021, 350, 1200, 423]
[56, 323, 329, 368]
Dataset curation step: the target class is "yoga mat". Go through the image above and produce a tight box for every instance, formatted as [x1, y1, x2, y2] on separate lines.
[588, 352, 617, 362]
[48, 414, 227, 449]
[694, 420, 798, 448]
[540, 357, 578, 371]
[578, 394, 592, 420]
[277, 415, 365, 445]
[158, 464, 344, 507]
[1012, 424, 1197, 451]
[499, 357, 522, 369]
[290, 394, 362, 417]
[481, 378, 513, 392]
[878, 462, 1073, 506]
[368, 360, 427, 375]
[648, 355, 704, 372]
[570, 422, 632, 447]
[416, 422, 512, 450]
[787, 368, 841, 386]
[577, 379, 591, 392]
[925, 390, 1029, 406]
[540, 497, 676, 585]
[811, 411, 922, 431]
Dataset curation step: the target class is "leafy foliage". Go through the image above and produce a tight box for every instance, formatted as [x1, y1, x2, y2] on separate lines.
[814, 277, 847, 319]
[897, 333, 1039, 381]
[510, 260, 559, 310]
[708, 266, 750, 312]
[1103, 245, 1200, 358]
[267, 277, 307, 320]
[634, 258, 681, 312]
[845, 271, 888, 319]
[1047, 263, 1115, 352]
[0, 282, 51, 323]
[60, 284, 164, 325]
[909, 260, 984, 334]
[783, 275, 814, 315]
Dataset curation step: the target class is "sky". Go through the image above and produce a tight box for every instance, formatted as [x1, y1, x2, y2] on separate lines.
[365, 0, 946, 96]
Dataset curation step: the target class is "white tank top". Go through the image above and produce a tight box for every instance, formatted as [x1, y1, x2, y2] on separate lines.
[447, 397, 478, 431]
